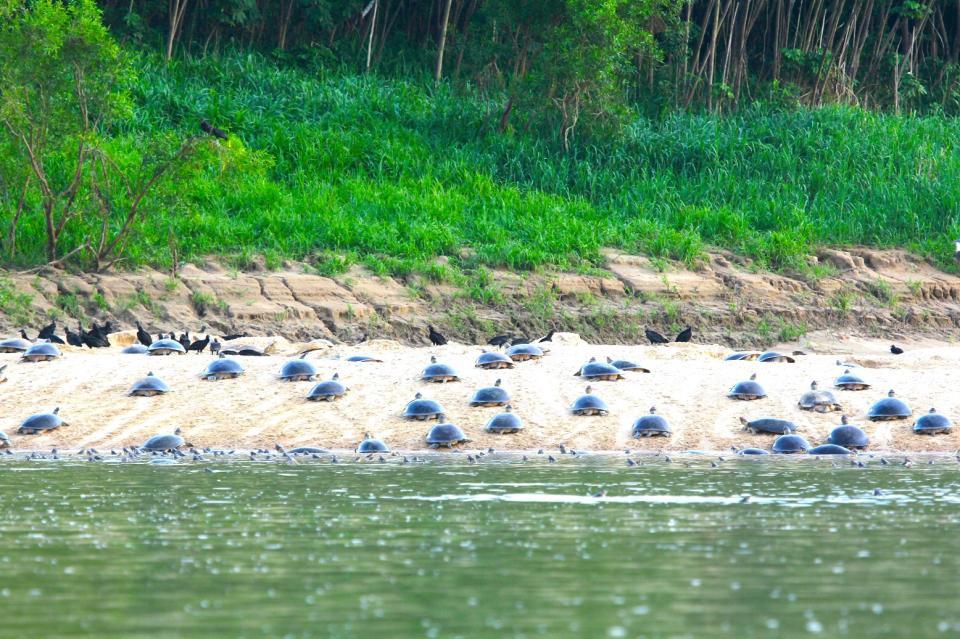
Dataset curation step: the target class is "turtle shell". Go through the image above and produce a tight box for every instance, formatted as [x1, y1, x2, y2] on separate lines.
[220, 344, 266, 356]
[737, 448, 769, 455]
[834, 369, 870, 391]
[425, 421, 470, 448]
[570, 387, 609, 416]
[122, 344, 149, 354]
[289, 446, 326, 455]
[202, 356, 245, 380]
[128, 372, 170, 397]
[506, 343, 544, 361]
[356, 437, 390, 453]
[772, 434, 810, 454]
[740, 417, 797, 435]
[867, 390, 912, 421]
[21, 342, 62, 362]
[758, 351, 795, 363]
[0, 337, 31, 353]
[797, 382, 841, 412]
[576, 359, 624, 381]
[347, 355, 382, 363]
[470, 380, 510, 407]
[725, 351, 760, 361]
[148, 338, 185, 355]
[728, 375, 766, 400]
[421, 358, 459, 382]
[403, 393, 445, 420]
[18, 408, 64, 434]
[632, 407, 671, 437]
[141, 434, 185, 451]
[279, 358, 318, 381]
[485, 406, 523, 433]
[913, 408, 952, 434]
[307, 374, 348, 401]
[475, 351, 515, 369]
[827, 418, 869, 449]
[0, 431, 10, 448]
[607, 358, 650, 373]
[808, 444, 852, 455]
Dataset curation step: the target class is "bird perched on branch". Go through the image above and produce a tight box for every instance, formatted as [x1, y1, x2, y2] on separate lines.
[200, 119, 228, 140]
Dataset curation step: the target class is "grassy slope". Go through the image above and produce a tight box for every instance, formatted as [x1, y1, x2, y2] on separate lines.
[16, 52, 960, 277]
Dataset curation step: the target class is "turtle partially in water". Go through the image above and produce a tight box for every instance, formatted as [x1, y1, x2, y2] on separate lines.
[728, 373, 766, 400]
[475, 351, 515, 370]
[570, 386, 609, 416]
[808, 444, 852, 455]
[0, 337, 31, 353]
[469, 379, 510, 407]
[21, 342, 61, 362]
[737, 447, 770, 455]
[201, 355, 245, 380]
[18, 407, 66, 435]
[867, 390, 912, 421]
[506, 343, 544, 362]
[279, 354, 318, 382]
[739, 416, 797, 435]
[403, 393, 445, 421]
[772, 434, 809, 454]
[827, 416, 870, 450]
[833, 369, 870, 391]
[128, 372, 171, 397]
[758, 351, 795, 363]
[485, 405, 523, 434]
[141, 433, 186, 452]
[425, 417, 470, 448]
[632, 406, 672, 438]
[148, 338, 185, 356]
[913, 408, 952, 435]
[606, 357, 650, 373]
[421, 356, 459, 383]
[356, 433, 390, 453]
[574, 358, 625, 381]
[307, 373, 348, 401]
[797, 381, 842, 413]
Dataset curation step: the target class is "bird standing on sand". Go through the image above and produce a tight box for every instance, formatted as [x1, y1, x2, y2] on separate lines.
[645, 328, 669, 344]
[538, 329, 556, 343]
[890, 345, 904, 355]
[65, 325, 83, 348]
[200, 119, 229, 140]
[136, 322, 152, 347]
[428, 325, 447, 346]
[675, 326, 692, 342]
[210, 338, 222, 355]
[487, 334, 511, 348]
[188, 335, 210, 354]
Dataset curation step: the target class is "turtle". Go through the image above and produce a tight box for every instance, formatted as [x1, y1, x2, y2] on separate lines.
[289, 446, 327, 454]
[469, 379, 510, 407]
[771, 434, 810, 454]
[356, 433, 390, 453]
[725, 351, 761, 361]
[201, 355, 245, 380]
[606, 357, 650, 373]
[913, 408, 952, 435]
[808, 444, 852, 455]
[0, 337, 32, 353]
[17, 407, 66, 435]
[574, 358, 625, 381]
[128, 372, 171, 397]
[739, 416, 797, 435]
[737, 447, 770, 455]
[307, 373, 348, 401]
[827, 416, 870, 450]
[279, 354, 318, 381]
[570, 386, 609, 416]
[0, 364, 7, 384]
[122, 344, 149, 354]
[797, 381, 842, 413]
[485, 405, 523, 434]
[21, 342, 62, 362]
[421, 356, 459, 383]
[346, 355, 383, 363]
[834, 369, 870, 391]
[0, 431, 9, 449]
[403, 392, 445, 421]
[148, 338, 186, 356]
[632, 406, 672, 438]
[867, 390, 912, 421]
[506, 343, 544, 362]
[425, 417, 470, 448]
[728, 373, 766, 400]
[475, 350, 515, 370]
[141, 433, 185, 452]
[220, 344, 269, 356]
[758, 351, 796, 363]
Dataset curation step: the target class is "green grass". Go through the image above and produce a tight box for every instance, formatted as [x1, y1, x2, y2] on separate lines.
[0, 278, 35, 326]
[5, 50, 960, 276]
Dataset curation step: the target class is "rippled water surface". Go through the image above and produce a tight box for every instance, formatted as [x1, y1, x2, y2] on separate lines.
[1, 458, 959, 638]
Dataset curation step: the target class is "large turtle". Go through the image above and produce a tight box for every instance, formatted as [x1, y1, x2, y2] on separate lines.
[0, 337, 31, 353]
[913, 408, 952, 435]
[122, 344, 149, 354]
[797, 381, 842, 413]
[403, 392, 445, 421]
[758, 351, 796, 363]
[772, 434, 809, 454]
[202, 355, 245, 380]
[421, 356, 459, 383]
[148, 338, 186, 356]
[475, 351, 515, 370]
[867, 390, 912, 421]
[18, 407, 66, 435]
[356, 433, 390, 453]
[141, 433, 186, 452]
[827, 416, 870, 450]
[279, 354, 318, 382]
[834, 369, 870, 391]
[470, 379, 510, 407]
[574, 358, 624, 381]
[728, 373, 766, 400]
[808, 444, 852, 455]
[606, 357, 650, 373]
[21, 342, 61, 362]
[307, 373, 348, 401]
[128, 372, 171, 397]
[506, 343, 544, 362]
[632, 406, 672, 438]
[485, 405, 523, 434]
[425, 417, 470, 448]
[739, 416, 797, 435]
[570, 386, 609, 416]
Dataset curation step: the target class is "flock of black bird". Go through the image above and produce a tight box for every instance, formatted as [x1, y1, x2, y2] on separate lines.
[25, 319, 256, 355]
[428, 326, 693, 348]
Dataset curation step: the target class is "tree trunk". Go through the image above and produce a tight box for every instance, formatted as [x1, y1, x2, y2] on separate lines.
[434, 0, 453, 83]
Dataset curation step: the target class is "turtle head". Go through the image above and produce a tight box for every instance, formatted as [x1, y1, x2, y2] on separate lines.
[810, 381, 818, 390]
[841, 415, 849, 425]
[606, 356, 613, 363]
[437, 413, 447, 422]
[843, 369, 850, 374]
[504, 404, 513, 413]
[589, 357, 596, 362]
[888, 389, 895, 397]
[585, 385, 593, 394]
[219, 353, 225, 359]
[494, 378, 501, 386]
[332, 373, 339, 380]
[929, 407, 937, 414]
[363, 432, 371, 439]
[738, 416, 748, 427]
[147, 371, 154, 376]
[649, 406, 657, 414]
[414, 392, 422, 399]
[174, 427, 182, 435]
[52, 407, 60, 415]
[430, 355, 437, 363]
[749, 373, 756, 380]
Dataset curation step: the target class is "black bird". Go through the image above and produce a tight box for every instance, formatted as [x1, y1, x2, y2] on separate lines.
[178, 332, 191, 350]
[222, 333, 246, 341]
[675, 326, 692, 342]
[487, 334, 512, 348]
[645, 328, 669, 344]
[188, 335, 210, 354]
[210, 338, 222, 355]
[513, 336, 530, 345]
[538, 329, 556, 342]
[65, 325, 83, 348]
[38, 319, 56, 339]
[428, 325, 447, 346]
[79, 323, 109, 349]
[200, 119, 228, 140]
[890, 345, 904, 355]
[19, 329, 30, 341]
[136, 322, 152, 347]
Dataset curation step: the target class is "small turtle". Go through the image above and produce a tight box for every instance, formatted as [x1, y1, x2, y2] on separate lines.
[485, 405, 523, 434]
[220, 344, 269, 356]
[148, 338, 186, 356]
[0, 337, 31, 353]
[797, 381, 842, 413]
[724, 351, 761, 361]
[574, 358, 624, 381]
[346, 355, 383, 363]
[913, 408, 952, 435]
[469, 379, 510, 407]
[141, 433, 185, 452]
[834, 369, 870, 391]
[18, 407, 66, 435]
[425, 417, 470, 448]
[0, 431, 10, 449]
[403, 393, 445, 421]
[758, 351, 795, 363]
[307, 373, 348, 401]
[279, 354, 318, 381]
[570, 386, 609, 416]
[421, 356, 459, 383]
[202, 355, 245, 380]
[356, 433, 390, 453]
[827, 416, 870, 450]
[739, 416, 797, 435]
[122, 344, 149, 354]
[606, 357, 650, 373]
[728, 373, 766, 400]
[289, 446, 326, 454]
[808, 444, 852, 455]
[21, 342, 62, 362]
[867, 390, 912, 421]
[632, 406, 672, 437]
[128, 372, 171, 397]
[737, 448, 769, 455]
[506, 343, 544, 362]
[475, 351, 515, 370]
[772, 434, 810, 454]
